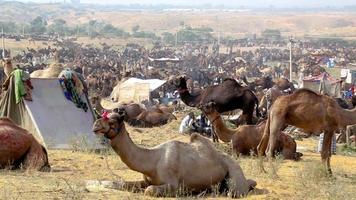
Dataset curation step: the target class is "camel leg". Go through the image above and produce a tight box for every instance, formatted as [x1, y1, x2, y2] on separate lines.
[257, 119, 270, 173]
[144, 183, 178, 197]
[211, 126, 219, 143]
[222, 155, 255, 198]
[321, 131, 333, 175]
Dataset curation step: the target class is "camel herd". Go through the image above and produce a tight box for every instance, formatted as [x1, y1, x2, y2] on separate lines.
[1, 36, 356, 198]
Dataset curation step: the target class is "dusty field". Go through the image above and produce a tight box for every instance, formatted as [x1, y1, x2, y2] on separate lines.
[0, 112, 355, 200]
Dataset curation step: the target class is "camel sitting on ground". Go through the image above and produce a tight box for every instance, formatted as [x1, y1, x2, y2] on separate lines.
[171, 75, 259, 125]
[0, 118, 50, 171]
[30, 63, 63, 78]
[199, 102, 302, 160]
[130, 109, 177, 128]
[118, 103, 176, 127]
[92, 110, 256, 197]
[257, 89, 356, 174]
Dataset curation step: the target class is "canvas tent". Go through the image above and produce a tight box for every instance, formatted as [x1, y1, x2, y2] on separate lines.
[109, 78, 166, 103]
[303, 72, 342, 98]
[0, 76, 101, 149]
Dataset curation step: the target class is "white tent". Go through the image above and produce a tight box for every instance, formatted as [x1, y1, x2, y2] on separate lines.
[0, 77, 102, 149]
[110, 78, 167, 103]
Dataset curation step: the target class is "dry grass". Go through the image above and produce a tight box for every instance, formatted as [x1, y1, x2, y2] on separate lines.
[1, 112, 355, 200]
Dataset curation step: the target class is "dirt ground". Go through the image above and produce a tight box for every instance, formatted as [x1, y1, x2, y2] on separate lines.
[0, 113, 355, 200]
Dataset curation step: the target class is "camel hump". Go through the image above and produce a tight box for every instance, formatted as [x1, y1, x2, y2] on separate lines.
[222, 78, 242, 87]
[190, 133, 210, 144]
[294, 88, 320, 96]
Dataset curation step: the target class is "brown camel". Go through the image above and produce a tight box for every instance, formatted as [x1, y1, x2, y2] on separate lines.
[0, 118, 50, 171]
[118, 103, 145, 121]
[130, 109, 177, 128]
[1, 58, 14, 77]
[199, 102, 302, 160]
[257, 89, 356, 173]
[171, 75, 259, 125]
[92, 110, 256, 197]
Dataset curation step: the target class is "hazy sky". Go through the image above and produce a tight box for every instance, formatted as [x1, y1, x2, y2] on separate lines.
[10, 0, 356, 7]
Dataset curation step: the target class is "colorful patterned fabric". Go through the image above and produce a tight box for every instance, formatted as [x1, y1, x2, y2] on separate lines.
[58, 69, 88, 112]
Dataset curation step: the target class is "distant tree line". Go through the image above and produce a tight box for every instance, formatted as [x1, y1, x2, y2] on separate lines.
[0, 17, 218, 44]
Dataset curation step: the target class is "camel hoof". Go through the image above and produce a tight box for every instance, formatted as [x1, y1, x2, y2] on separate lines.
[247, 179, 257, 190]
[144, 186, 159, 197]
[327, 169, 333, 176]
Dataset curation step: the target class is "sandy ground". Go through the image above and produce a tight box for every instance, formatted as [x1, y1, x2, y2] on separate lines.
[0, 114, 355, 200]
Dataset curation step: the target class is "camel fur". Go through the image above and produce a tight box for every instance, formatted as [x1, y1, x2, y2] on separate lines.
[92, 110, 256, 197]
[257, 89, 356, 174]
[30, 63, 63, 78]
[0, 117, 50, 171]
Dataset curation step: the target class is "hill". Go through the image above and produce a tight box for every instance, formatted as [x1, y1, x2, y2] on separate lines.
[1, 2, 356, 39]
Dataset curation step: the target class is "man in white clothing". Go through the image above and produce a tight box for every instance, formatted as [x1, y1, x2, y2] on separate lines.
[179, 112, 195, 134]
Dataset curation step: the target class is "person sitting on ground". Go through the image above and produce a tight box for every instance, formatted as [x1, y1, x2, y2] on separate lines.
[194, 113, 212, 137]
[179, 112, 195, 134]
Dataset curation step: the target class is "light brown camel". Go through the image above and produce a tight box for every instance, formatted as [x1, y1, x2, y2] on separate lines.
[0, 118, 50, 171]
[92, 110, 256, 197]
[30, 63, 63, 78]
[257, 89, 356, 173]
[1, 58, 14, 77]
[199, 102, 302, 160]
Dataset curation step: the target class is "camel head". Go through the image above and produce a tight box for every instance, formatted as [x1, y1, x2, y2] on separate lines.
[92, 109, 126, 139]
[199, 102, 219, 115]
[170, 74, 188, 89]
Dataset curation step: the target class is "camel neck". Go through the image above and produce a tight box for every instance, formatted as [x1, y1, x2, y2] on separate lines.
[207, 113, 235, 142]
[179, 89, 201, 107]
[338, 108, 356, 127]
[110, 125, 157, 175]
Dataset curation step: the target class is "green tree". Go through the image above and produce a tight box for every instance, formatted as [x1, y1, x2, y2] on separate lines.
[132, 25, 140, 33]
[162, 32, 175, 45]
[48, 19, 67, 35]
[30, 16, 47, 34]
[261, 29, 281, 39]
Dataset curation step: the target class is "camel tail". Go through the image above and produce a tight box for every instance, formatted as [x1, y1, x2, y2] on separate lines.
[257, 116, 270, 157]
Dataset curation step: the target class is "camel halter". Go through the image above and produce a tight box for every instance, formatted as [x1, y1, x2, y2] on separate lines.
[210, 115, 220, 124]
[102, 124, 123, 140]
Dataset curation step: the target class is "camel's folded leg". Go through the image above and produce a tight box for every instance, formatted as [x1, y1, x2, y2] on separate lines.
[103, 180, 150, 192]
[144, 184, 178, 197]
[222, 155, 255, 198]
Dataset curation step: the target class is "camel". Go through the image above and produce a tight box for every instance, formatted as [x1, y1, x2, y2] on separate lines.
[117, 103, 176, 127]
[118, 103, 145, 121]
[92, 110, 256, 197]
[171, 75, 259, 125]
[199, 102, 302, 160]
[257, 89, 356, 173]
[0, 118, 50, 171]
[242, 76, 294, 92]
[129, 109, 177, 128]
[1, 58, 14, 77]
[30, 63, 63, 78]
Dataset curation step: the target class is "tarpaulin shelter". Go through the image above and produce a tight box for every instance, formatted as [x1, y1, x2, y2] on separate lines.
[303, 72, 342, 98]
[109, 78, 167, 103]
[0, 76, 101, 149]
